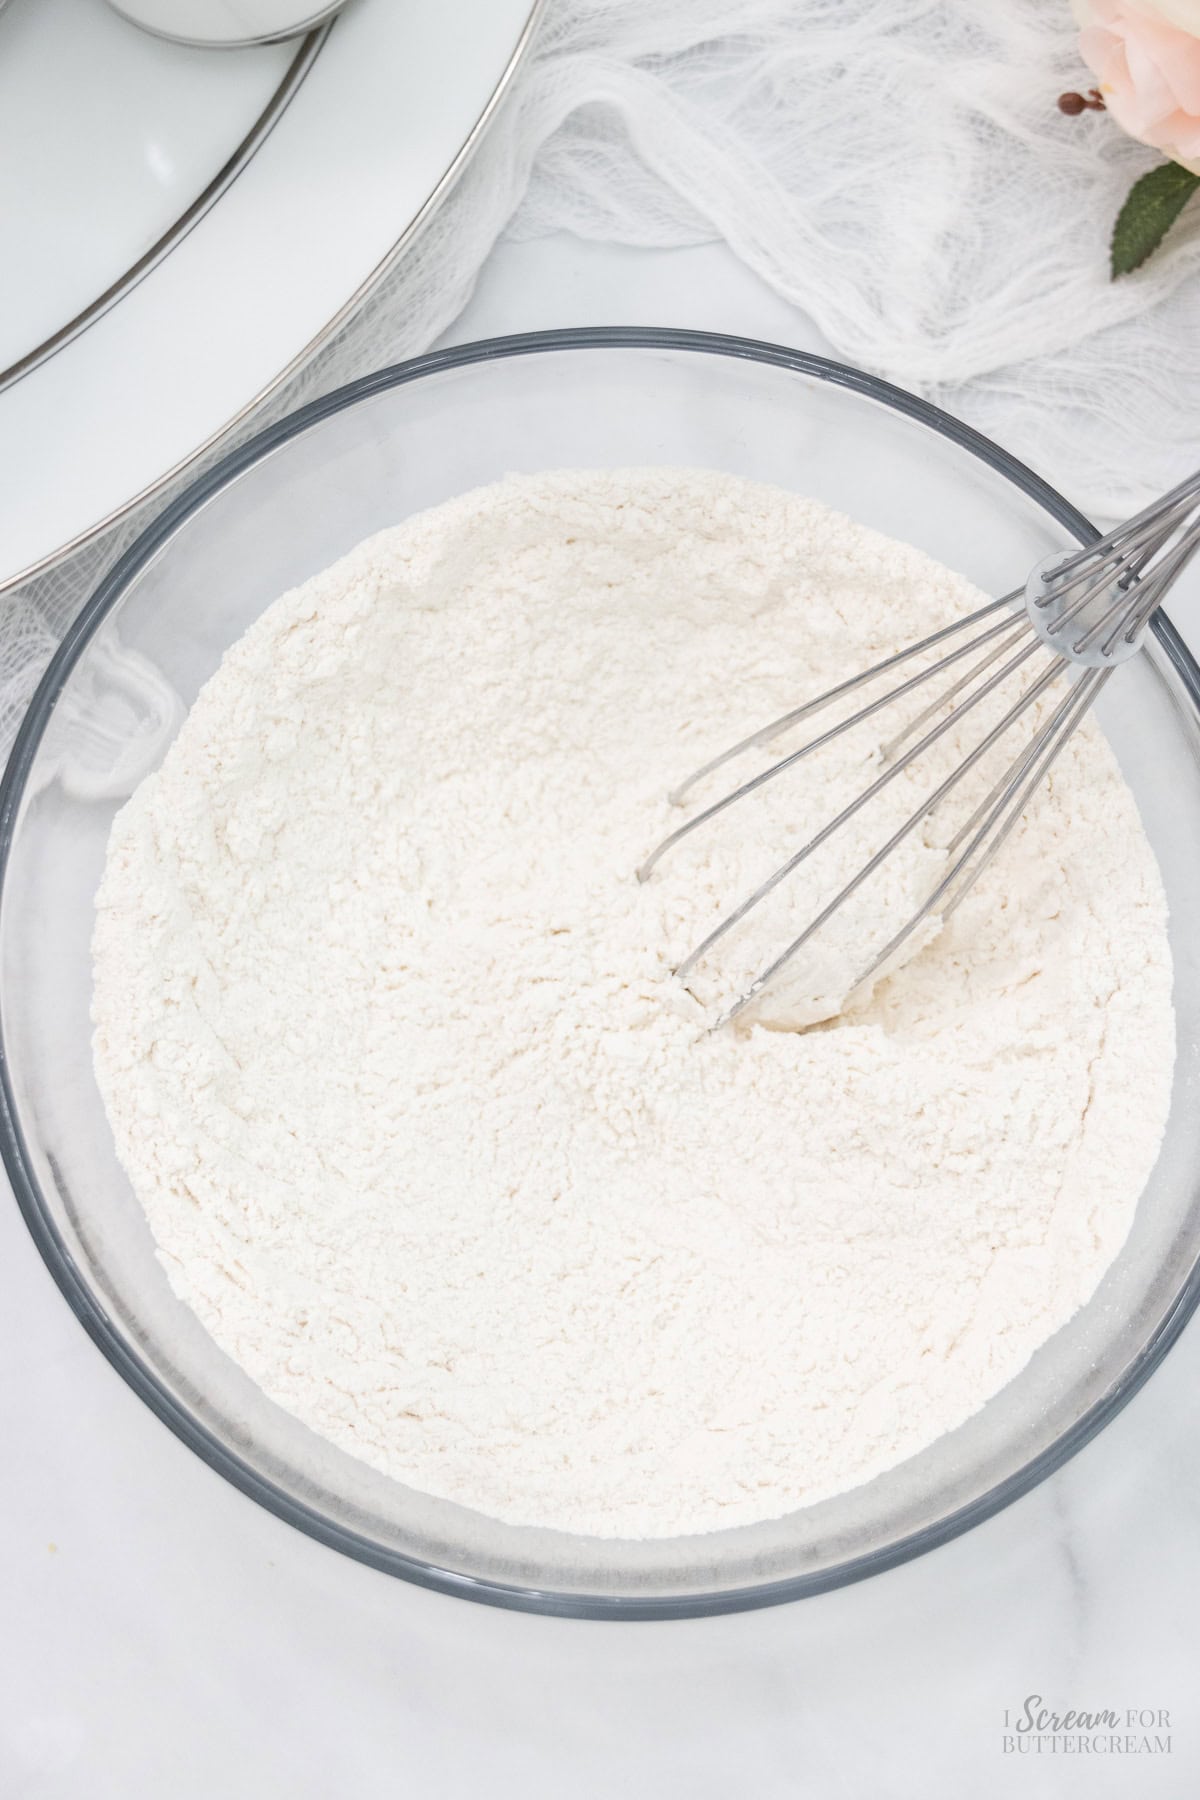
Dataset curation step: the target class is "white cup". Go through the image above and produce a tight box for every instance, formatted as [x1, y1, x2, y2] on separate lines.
[104, 0, 352, 48]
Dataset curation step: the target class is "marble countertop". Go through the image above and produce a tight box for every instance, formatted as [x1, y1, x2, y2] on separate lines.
[3, 234, 1198, 1800]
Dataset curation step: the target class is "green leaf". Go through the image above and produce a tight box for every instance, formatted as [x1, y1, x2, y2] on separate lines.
[1111, 160, 1200, 278]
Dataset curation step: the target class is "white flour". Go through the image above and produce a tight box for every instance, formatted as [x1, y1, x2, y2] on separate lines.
[92, 470, 1175, 1539]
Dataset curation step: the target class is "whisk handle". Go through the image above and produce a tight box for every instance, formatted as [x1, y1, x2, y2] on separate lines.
[1026, 470, 1200, 667]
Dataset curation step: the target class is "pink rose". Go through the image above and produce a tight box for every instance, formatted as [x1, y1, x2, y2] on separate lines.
[1073, 0, 1200, 171]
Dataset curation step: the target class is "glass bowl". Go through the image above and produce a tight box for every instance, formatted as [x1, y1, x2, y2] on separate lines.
[4, 329, 1200, 1619]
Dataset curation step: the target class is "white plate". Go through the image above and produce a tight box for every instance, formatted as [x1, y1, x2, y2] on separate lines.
[0, 0, 541, 592]
[0, 1, 307, 376]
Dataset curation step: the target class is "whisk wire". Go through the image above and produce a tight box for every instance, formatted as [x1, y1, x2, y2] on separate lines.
[674, 632, 1048, 984]
[645, 470, 1199, 1026]
[709, 654, 1065, 1026]
[639, 602, 1023, 884]
[878, 617, 1030, 763]
[666, 593, 1015, 808]
[1035, 476, 1200, 664]
[844, 667, 1110, 1007]
[1049, 470, 1200, 582]
[937, 668, 1110, 923]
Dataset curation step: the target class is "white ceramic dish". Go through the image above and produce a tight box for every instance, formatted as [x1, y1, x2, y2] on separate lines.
[106, 0, 349, 48]
[0, 0, 310, 378]
[0, 0, 542, 593]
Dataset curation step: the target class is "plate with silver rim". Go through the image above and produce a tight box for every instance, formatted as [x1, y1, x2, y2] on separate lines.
[0, 0, 543, 594]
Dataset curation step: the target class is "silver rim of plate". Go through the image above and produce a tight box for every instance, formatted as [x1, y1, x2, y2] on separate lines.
[0, 0, 546, 595]
[0, 29, 327, 393]
[104, 0, 351, 50]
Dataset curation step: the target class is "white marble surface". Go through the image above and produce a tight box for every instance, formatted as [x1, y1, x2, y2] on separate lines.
[4, 233, 1200, 1799]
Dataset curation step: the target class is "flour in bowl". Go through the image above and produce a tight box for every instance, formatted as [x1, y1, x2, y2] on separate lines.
[92, 470, 1174, 1538]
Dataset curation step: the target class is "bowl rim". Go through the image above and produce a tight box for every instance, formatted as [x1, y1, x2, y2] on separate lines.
[3, 325, 1199, 1620]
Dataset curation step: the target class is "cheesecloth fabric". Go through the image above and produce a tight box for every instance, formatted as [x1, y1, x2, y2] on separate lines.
[4, 0, 1198, 752]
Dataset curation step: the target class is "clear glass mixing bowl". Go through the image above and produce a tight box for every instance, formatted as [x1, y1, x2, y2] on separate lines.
[4, 329, 1200, 1619]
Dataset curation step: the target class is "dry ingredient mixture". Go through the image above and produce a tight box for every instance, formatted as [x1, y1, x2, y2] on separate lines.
[92, 470, 1175, 1539]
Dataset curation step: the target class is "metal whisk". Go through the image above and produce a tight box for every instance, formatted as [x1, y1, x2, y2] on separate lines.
[638, 470, 1200, 1029]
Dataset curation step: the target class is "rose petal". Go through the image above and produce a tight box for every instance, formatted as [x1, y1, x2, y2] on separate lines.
[1079, 7, 1200, 161]
[1136, 12, 1200, 111]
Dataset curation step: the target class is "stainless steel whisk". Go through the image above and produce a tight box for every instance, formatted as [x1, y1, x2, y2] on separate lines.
[638, 470, 1200, 1029]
